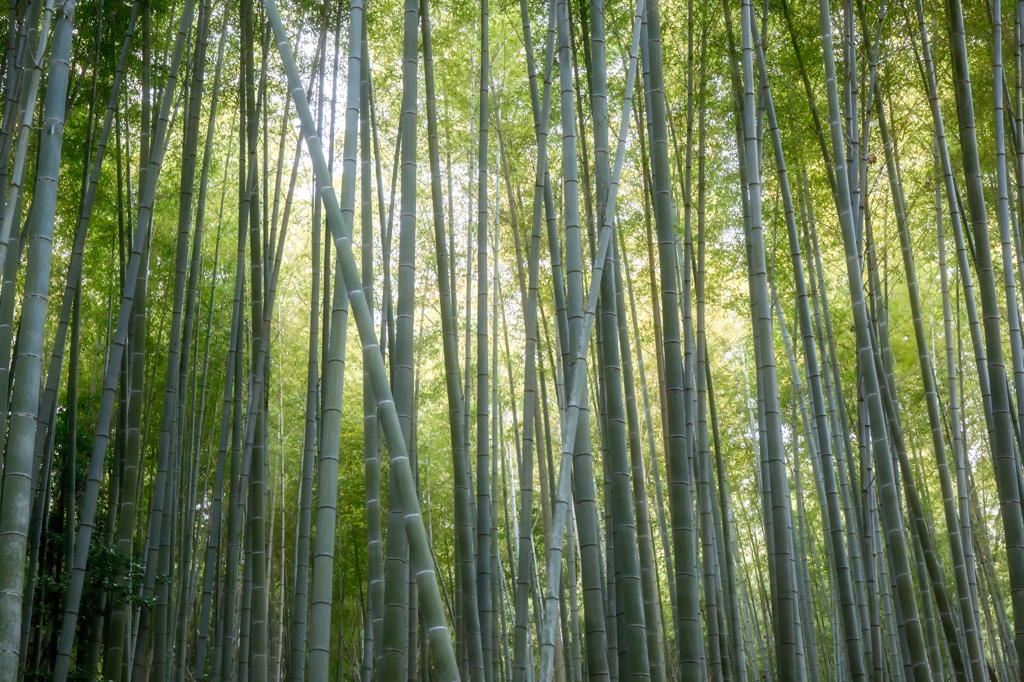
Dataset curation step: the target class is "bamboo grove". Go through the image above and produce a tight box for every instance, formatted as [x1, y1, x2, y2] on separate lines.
[5, 0, 1024, 679]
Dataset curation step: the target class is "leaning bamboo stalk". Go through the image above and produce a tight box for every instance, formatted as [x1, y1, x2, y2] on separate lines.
[264, 4, 460, 682]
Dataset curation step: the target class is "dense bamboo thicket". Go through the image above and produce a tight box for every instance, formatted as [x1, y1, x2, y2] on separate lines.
[5, 0, 1024, 680]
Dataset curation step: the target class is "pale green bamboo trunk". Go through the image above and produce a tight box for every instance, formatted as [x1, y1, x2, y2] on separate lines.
[265, 4, 460, 682]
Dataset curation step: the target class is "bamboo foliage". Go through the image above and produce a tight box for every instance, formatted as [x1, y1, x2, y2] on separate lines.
[0, 3, 1022, 682]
